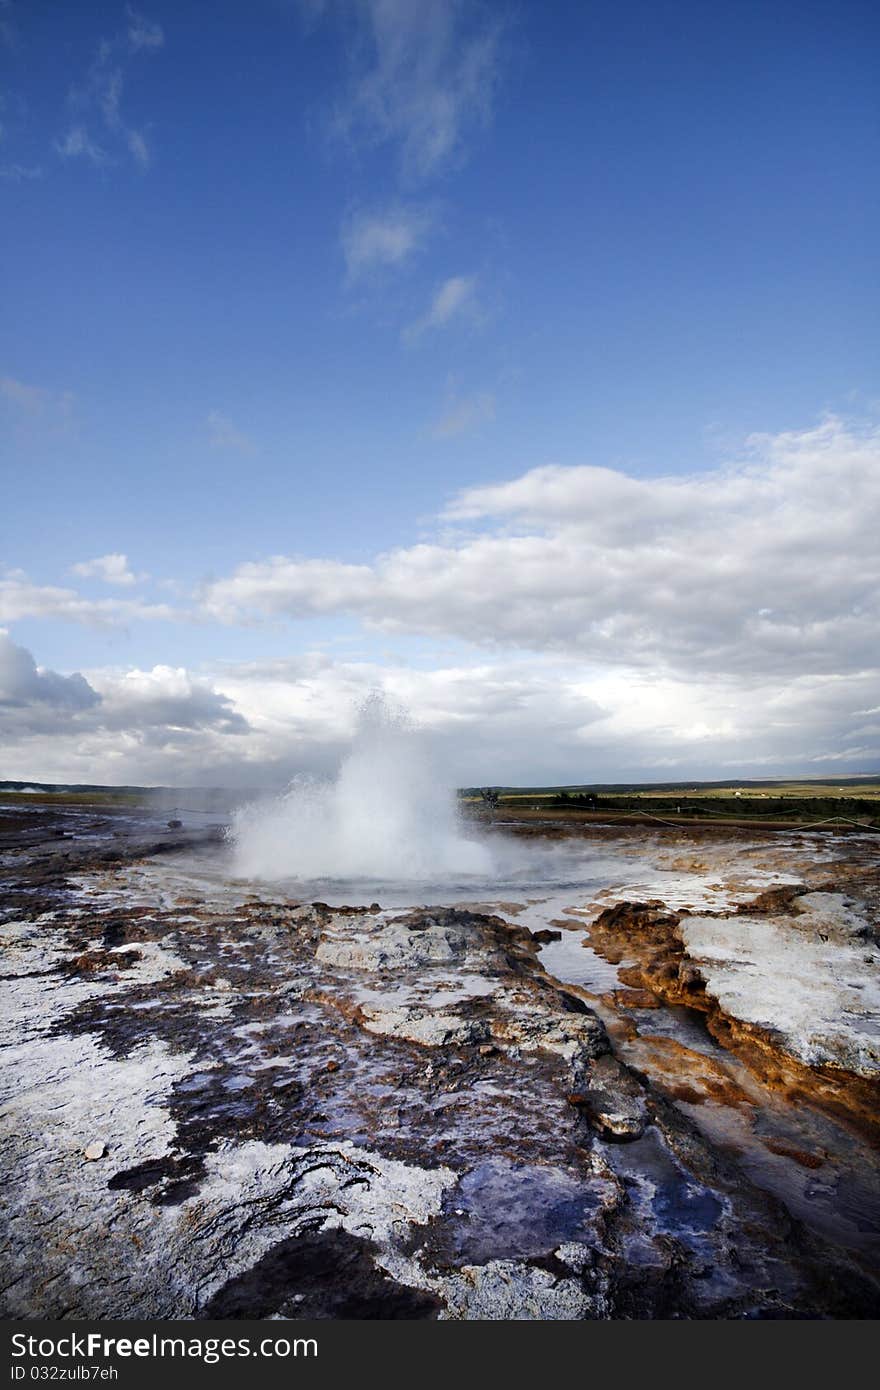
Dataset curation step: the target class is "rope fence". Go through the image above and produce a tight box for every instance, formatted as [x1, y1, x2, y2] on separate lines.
[501, 806, 880, 833]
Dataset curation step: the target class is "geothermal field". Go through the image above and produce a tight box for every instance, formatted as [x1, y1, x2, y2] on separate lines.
[1, 714, 879, 1321]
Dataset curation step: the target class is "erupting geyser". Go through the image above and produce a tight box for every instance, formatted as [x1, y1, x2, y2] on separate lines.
[229, 694, 493, 882]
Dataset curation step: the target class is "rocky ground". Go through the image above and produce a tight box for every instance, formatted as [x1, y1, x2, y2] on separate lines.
[1, 802, 879, 1319]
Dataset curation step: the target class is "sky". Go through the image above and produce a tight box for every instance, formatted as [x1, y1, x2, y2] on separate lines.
[1, 0, 879, 788]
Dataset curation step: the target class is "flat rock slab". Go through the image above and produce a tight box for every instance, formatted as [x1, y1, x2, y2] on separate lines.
[680, 892, 880, 1075]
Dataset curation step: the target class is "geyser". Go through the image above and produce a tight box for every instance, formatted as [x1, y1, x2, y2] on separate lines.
[229, 694, 493, 882]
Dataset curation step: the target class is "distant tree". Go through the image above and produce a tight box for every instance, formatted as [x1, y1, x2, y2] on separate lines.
[480, 788, 500, 809]
[552, 790, 599, 808]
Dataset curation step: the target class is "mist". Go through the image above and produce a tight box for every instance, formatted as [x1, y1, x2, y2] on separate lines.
[229, 694, 494, 882]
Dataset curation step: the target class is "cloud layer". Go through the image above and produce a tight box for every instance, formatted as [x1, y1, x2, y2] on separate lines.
[3, 417, 878, 785]
[0, 571, 174, 626]
[201, 418, 880, 681]
[0, 632, 249, 780]
[2, 637, 877, 788]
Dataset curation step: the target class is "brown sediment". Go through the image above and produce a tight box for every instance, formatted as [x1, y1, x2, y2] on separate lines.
[762, 1138, 826, 1170]
[4, 803, 880, 1318]
[66, 947, 143, 974]
[618, 1034, 755, 1113]
[702, 1010, 880, 1148]
[585, 896, 880, 1146]
[606, 987, 662, 1010]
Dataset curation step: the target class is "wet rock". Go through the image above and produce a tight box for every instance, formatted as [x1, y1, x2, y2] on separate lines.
[491, 987, 608, 1066]
[360, 1004, 490, 1048]
[316, 914, 473, 971]
[204, 1228, 441, 1320]
[433, 1259, 600, 1320]
[677, 961, 704, 991]
[584, 1105, 644, 1141]
[570, 1055, 648, 1142]
[4, 809, 880, 1319]
[590, 884, 880, 1143]
[680, 893, 880, 1077]
[68, 947, 142, 974]
[611, 988, 660, 1009]
[592, 900, 681, 938]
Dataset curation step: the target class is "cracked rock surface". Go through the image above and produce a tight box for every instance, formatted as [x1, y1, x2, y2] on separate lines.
[1, 804, 879, 1319]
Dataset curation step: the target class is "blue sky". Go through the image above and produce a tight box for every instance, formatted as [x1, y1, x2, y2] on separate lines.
[2, 0, 879, 785]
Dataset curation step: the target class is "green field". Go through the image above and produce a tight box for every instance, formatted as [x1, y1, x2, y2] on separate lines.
[461, 776, 880, 829]
[3, 776, 879, 829]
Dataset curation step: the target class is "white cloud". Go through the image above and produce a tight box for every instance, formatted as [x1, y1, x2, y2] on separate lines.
[126, 6, 164, 53]
[0, 570, 175, 626]
[5, 414, 879, 785]
[57, 8, 163, 171]
[326, 0, 506, 178]
[206, 411, 257, 454]
[2, 638, 876, 787]
[341, 202, 435, 278]
[91, 664, 247, 736]
[126, 128, 150, 167]
[54, 124, 108, 166]
[404, 273, 477, 341]
[200, 417, 880, 683]
[0, 637, 248, 781]
[70, 554, 143, 587]
[0, 632, 99, 715]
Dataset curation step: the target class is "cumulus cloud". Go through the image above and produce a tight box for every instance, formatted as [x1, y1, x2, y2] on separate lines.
[71, 553, 142, 587]
[2, 640, 876, 787]
[341, 202, 435, 278]
[325, 0, 506, 178]
[198, 418, 880, 682]
[91, 665, 248, 736]
[0, 638, 249, 782]
[0, 570, 175, 626]
[0, 632, 99, 715]
[404, 273, 478, 341]
[5, 415, 878, 784]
